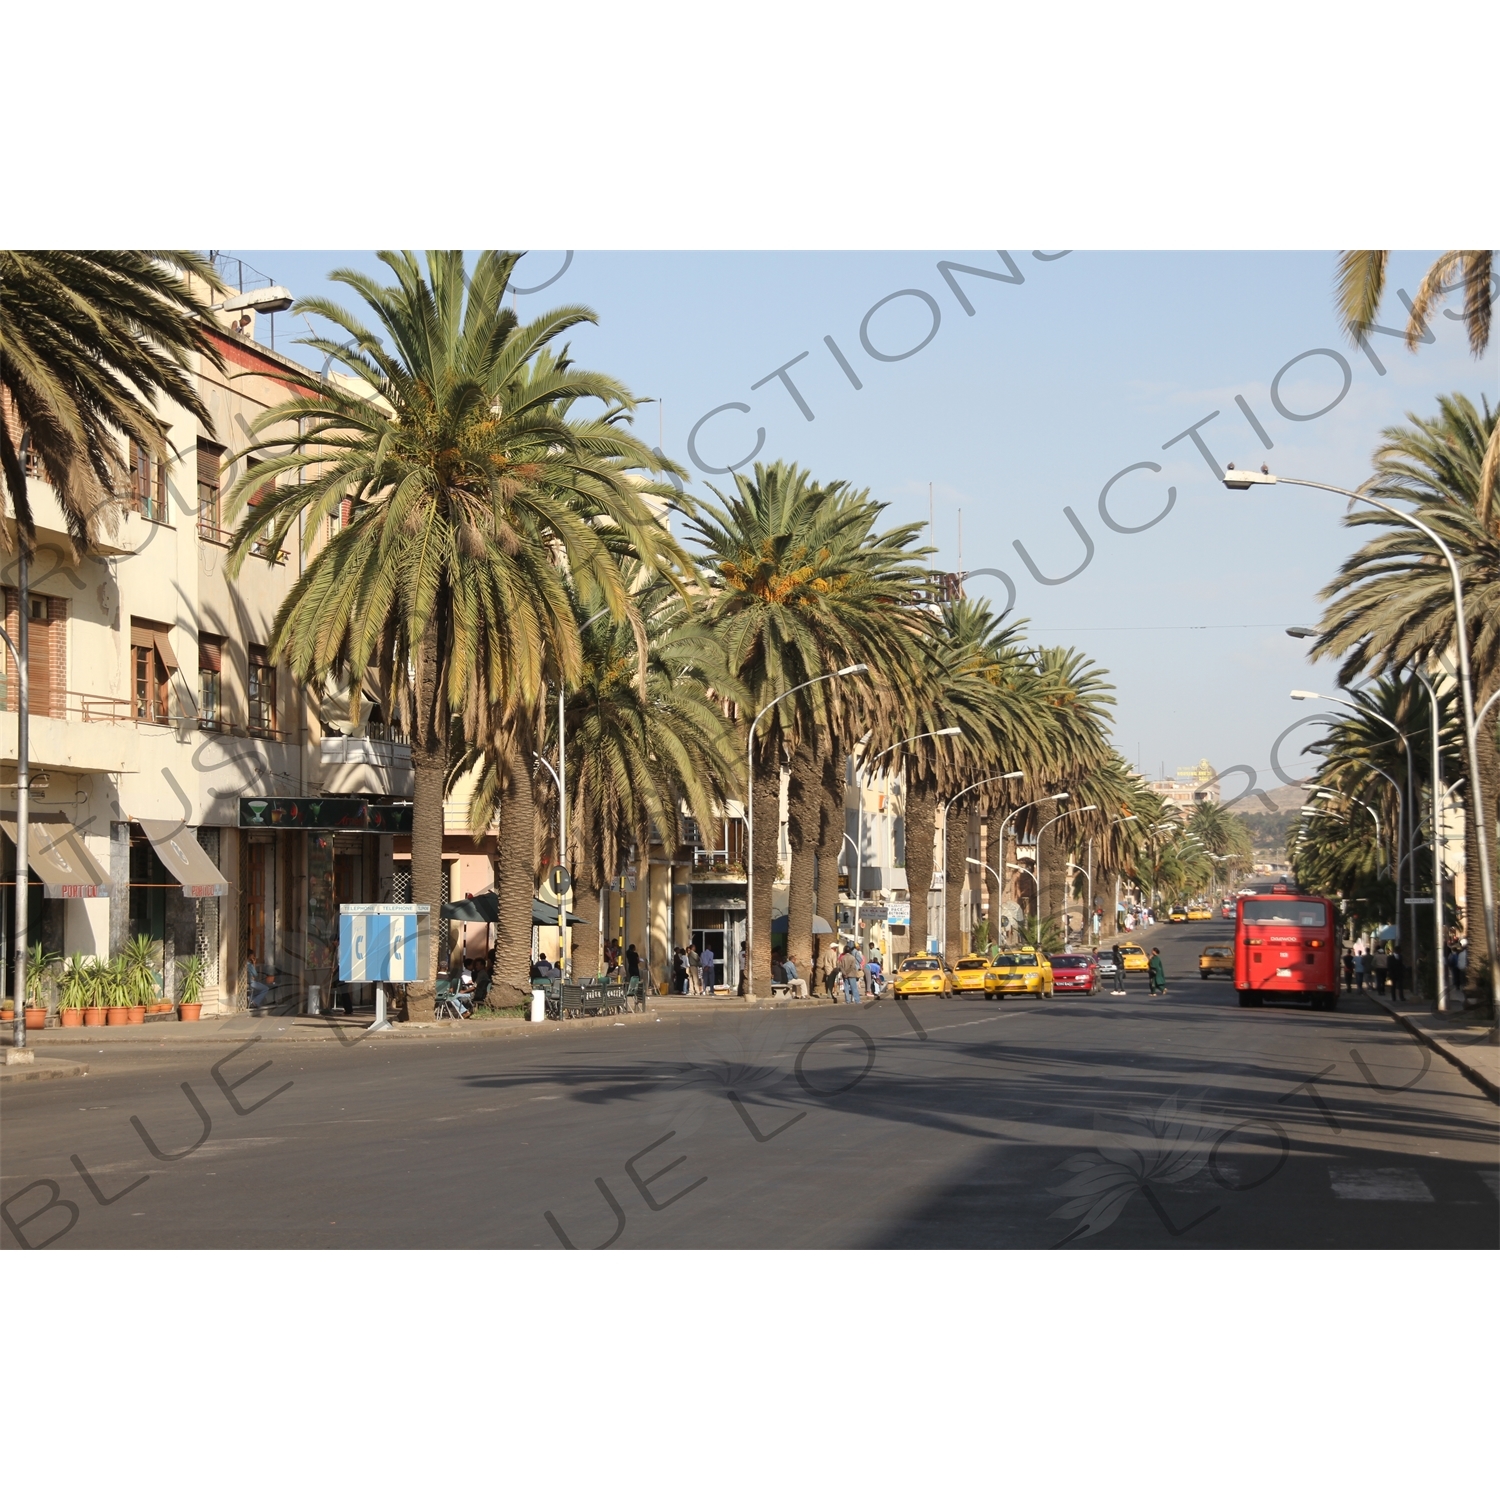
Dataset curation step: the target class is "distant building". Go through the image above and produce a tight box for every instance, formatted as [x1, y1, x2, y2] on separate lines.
[1149, 759, 1220, 809]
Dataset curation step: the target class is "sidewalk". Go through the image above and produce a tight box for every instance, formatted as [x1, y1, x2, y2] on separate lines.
[1369, 990, 1499, 1103]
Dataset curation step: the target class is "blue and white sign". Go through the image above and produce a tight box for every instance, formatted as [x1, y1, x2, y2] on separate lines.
[339, 904, 430, 983]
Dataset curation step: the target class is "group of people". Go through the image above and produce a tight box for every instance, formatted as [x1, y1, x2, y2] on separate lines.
[1342, 942, 1407, 1001]
[1108, 943, 1168, 997]
[670, 943, 718, 995]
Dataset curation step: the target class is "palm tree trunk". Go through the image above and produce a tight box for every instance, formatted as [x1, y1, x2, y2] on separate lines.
[786, 743, 820, 978]
[571, 839, 601, 979]
[813, 745, 846, 964]
[944, 801, 967, 957]
[905, 776, 937, 956]
[492, 739, 538, 1007]
[1039, 825, 1066, 935]
[984, 805, 1003, 941]
[748, 748, 782, 999]
[406, 619, 447, 1023]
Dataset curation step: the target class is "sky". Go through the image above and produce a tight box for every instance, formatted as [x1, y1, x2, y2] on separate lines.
[222, 248, 1495, 799]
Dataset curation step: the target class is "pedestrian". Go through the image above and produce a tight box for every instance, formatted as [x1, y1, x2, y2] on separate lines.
[866, 951, 883, 995]
[1372, 946, 1389, 995]
[671, 947, 687, 994]
[701, 946, 717, 994]
[1147, 947, 1166, 996]
[1110, 942, 1126, 996]
[737, 942, 748, 996]
[1388, 945, 1407, 1003]
[1342, 951, 1355, 990]
[839, 945, 861, 1004]
[1453, 938, 1468, 999]
[1352, 948, 1366, 991]
[626, 943, 640, 985]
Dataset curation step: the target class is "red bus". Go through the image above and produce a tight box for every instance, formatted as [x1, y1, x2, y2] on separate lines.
[1234, 890, 1341, 1010]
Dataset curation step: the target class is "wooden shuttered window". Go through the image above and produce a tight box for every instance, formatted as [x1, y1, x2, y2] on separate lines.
[2, 590, 67, 718]
[127, 440, 169, 523]
[129, 617, 177, 724]
[198, 633, 225, 728]
[197, 439, 224, 536]
[247, 644, 276, 733]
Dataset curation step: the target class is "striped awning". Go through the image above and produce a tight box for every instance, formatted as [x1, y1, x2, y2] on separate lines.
[136, 819, 230, 898]
[0, 810, 112, 898]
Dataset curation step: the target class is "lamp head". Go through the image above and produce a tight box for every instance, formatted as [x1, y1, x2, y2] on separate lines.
[1052, 791, 1069, 800]
[1290, 690, 1318, 701]
[1222, 466, 1278, 490]
[837, 663, 870, 678]
[1286, 626, 1318, 640]
[1079, 805, 1099, 813]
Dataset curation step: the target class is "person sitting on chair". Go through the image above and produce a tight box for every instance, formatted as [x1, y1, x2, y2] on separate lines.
[247, 959, 273, 1011]
[782, 955, 808, 999]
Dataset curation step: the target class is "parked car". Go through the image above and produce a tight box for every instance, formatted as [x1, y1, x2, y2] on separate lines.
[893, 956, 953, 996]
[1048, 952, 1098, 994]
[984, 948, 1054, 998]
[1187, 905, 1211, 921]
[1094, 949, 1119, 981]
[950, 955, 992, 994]
[1199, 944, 1234, 978]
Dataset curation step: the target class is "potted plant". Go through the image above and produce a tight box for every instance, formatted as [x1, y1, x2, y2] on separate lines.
[82, 957, 109, 1027]
[24, 942, 59, 1028]
[177, 954, 207, 1021]
[104, 958, 133, 1025]
[122, 934, 160, 1024]
[58, 953, 91, 1027]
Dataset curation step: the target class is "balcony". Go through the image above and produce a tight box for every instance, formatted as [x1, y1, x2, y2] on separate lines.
[319, 729, 413, 798]
[197, 519, 288, 565]
[690, 850, 746, 883]
[1, 697, 139, 773]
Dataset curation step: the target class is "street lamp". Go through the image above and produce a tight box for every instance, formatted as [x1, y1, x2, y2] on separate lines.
[745, 664, 869, 998]
[1031, 804, 1098, 927]
[1066, 860, 1092, 945]
[1239, 468, 1495, 1008]
[0, 611, 28, 1051]
[853, 726, 963, 969]
[939, 770, 1024, 954]
[992, 793, 1069, 942]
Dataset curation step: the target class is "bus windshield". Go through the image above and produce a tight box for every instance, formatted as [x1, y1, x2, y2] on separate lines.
[1242, 900, 1327, 928]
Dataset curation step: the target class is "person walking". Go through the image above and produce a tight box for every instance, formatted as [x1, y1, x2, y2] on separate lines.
[1352, 947, 1367, 991]
[701, 945, 717, 994]
[1372, 946, 1389, 995]
[1147, 947, 1166, 996]
[821, 945, 838, 998]
[1342, 950, 1355, 991]
[683, 942, 698, 995]
[671, 947, 687, 994]
[839, 945, 861, 1004]
[1388, 944, 1407, 1003]
[1110, 942, 1127, 997]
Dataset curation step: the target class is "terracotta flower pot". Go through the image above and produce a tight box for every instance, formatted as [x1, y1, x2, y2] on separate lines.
[178, 1002, 203, 1022]
[128, 1004, 146, 1025]
[25, 1007, 46, 1030]
[106, 1006, 131, 1026]
[60, 1009, 84, 1027]
[84, 1008, 108, 1027]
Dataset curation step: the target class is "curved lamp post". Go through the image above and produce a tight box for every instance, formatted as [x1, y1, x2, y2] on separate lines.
[1234, 466, 1494, 1008]
[1031, 804, 1098, 928]
[939, 770, 1024, 955]
[745, 664, 868, 998]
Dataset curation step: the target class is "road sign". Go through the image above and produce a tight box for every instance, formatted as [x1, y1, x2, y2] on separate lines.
[547, 865, 572, 897]
[1404, 897, 1436, 905]
[885, 901, 911, 925]
[339, 904, 431, 982]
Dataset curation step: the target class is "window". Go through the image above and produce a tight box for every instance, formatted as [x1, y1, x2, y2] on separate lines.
[1242, 900, 1327, 928]
[3, 590, 67, 717]
[247, 644, 276, 733]
[196, 440, 225, 540]
[127, 440, 168, 523]
[198, 633, 225, 729]
[130, 618, 178, 724]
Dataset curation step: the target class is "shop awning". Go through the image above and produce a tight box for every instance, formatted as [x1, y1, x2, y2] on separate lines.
[440, 892, 585, 927]
[136, 819, 230, 898]
[0, 811, 112, 898]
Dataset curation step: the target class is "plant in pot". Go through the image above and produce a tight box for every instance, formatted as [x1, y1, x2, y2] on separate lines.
[82, 957, 109, 1027]
[122, 934, 161, 1024]
[24, 942, 60, 1029]
[58, 953, 93, 1027]
[103, 958, 133, 1026]
[177, 955, 207, 1022]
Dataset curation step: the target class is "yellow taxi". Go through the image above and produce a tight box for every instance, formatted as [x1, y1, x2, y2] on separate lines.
[1117, 942, 1149, 973]
[950, 954, 992, 994]
[1199, 944, 1234, 978]
[983, 947, 1054, 997]
[1187, 905, 1212, 922]
[893, 955, 953, 997]
[1168, 905, 1189, 923]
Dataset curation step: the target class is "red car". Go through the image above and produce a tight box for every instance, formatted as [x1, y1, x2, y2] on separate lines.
[1048, 952, 1098, 995]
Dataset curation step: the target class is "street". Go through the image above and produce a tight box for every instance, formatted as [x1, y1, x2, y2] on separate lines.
[4, 920, 1496, 1251]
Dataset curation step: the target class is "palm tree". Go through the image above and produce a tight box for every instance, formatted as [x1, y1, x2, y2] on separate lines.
[1313, 393, 1500, 1003]
[224, 252, 689, 1019]
[1335, 252, 1497, 512]
[1, 250, 224, 552]
[683, 461, 931, 996]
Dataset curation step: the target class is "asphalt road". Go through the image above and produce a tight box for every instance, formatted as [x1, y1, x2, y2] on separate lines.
[4, 918, 1496, 1250]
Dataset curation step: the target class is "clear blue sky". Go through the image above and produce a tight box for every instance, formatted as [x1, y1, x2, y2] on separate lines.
[228, 249, 1495, 797]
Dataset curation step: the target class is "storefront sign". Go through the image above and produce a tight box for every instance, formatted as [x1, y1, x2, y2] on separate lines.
[240, 798, 412, 832]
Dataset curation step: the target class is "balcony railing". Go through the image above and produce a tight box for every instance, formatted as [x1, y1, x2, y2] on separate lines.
[690, 851, 746, 879]
[197, 519, 287, 564]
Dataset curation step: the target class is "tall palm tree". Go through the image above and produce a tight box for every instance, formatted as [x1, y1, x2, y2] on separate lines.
[224, 251, 689, 1019]
[1313, 393, 1500, 1002]
[1335, 252, 1497, 513]
[683, 461, 930, 996]
[1, 251, 224, 552]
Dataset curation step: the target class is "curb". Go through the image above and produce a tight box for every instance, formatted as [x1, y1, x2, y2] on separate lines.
[1369, 992, 1500, 1104]
[0, 1058, 89, 1084]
